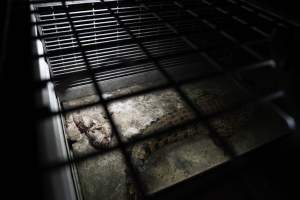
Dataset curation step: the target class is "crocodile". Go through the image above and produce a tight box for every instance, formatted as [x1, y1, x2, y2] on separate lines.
[72, 114, 113, 149]
[63, 85, 253, 200]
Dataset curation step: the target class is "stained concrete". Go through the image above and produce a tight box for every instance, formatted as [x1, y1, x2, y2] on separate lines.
[76, 150, 128, 200]
[108, 88, 195, 141]
[61, 75, 291, 200]
[132, 127, 229, 194]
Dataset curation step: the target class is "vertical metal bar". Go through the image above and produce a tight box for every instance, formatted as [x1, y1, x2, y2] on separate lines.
[59, 0, 148, 198]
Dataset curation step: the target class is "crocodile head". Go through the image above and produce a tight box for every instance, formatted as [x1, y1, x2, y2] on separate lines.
[73, 114, 112, 149]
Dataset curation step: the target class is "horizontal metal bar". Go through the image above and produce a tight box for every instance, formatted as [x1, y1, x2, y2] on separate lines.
[42, 86, 285, 170]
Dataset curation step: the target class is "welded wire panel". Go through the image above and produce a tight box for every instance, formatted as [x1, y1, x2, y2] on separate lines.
[32, 0, 296, 199]
[33, 0, 291, 90]
[35, 1, 202, 89]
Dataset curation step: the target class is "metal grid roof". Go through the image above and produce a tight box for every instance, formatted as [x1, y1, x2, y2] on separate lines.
[31, 0, 297, 199]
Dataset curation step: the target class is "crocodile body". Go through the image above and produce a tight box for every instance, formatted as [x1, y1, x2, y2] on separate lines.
[126, 89, 253, 199]
[128, 106, 252, 169]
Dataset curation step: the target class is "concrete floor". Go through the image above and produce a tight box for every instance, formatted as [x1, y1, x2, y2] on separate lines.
[62, 76, 290, 200]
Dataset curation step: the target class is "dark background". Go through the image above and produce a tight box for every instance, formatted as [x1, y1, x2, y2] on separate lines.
[255, 0, 300, 21]
[0, 0, 39, 199]
[0, 0, 299, 199]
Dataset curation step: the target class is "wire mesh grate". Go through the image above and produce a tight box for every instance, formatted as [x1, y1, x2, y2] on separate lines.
[31, 0, 297, 199]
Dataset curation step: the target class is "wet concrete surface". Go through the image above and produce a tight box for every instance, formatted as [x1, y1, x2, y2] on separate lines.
[61, 75, 290, 200]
